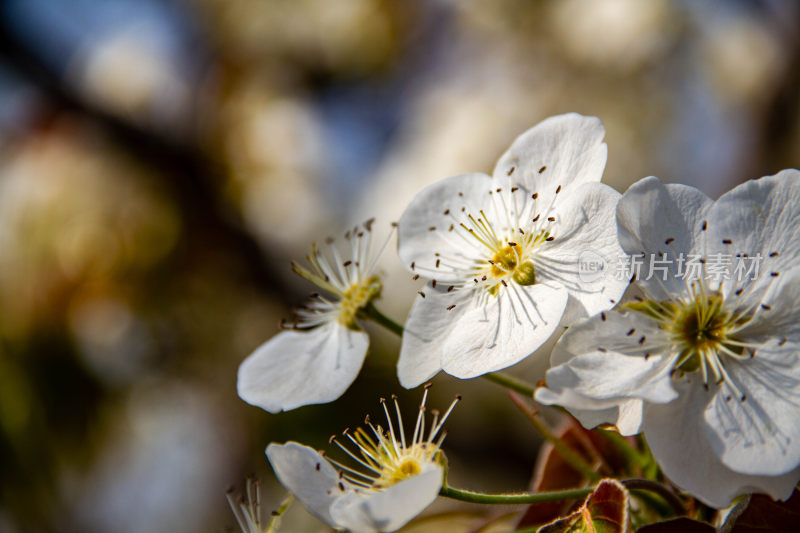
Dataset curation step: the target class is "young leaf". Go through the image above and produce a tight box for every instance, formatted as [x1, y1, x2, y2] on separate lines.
[538, 479, 630, 533]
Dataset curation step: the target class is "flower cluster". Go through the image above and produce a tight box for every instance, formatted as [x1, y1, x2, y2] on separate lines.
[233, 113, 800, 532]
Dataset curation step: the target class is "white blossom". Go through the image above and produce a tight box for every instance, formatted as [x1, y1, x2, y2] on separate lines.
[266, 388, 458, 532]
[536, 171, 800, 508]
[237, 220, 384, 413]
[396, 113, 628, 386]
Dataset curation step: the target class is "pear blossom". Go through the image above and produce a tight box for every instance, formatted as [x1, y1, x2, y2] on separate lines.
[238, 220, 384, 413]
[266, 388, 458, 532]
[396, 113, 629, 387]
[536, 171, 800, 508]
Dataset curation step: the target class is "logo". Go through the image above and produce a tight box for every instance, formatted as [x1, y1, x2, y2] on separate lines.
[578, 251, 607, 283]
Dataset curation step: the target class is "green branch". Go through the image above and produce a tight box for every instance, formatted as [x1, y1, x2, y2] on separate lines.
[440, 478, 685, 516]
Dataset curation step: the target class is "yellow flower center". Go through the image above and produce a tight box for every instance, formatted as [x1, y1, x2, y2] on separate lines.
[338, 277, 382, 328]
[626, 289, 755, 387]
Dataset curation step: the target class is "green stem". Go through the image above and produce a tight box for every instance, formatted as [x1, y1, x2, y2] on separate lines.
[359, 303, 404, 336]
[440, 478, 685, 515]
[508, 392, 602, 483]
[439, 485, 593, 505]
[482, 372, 536, 397]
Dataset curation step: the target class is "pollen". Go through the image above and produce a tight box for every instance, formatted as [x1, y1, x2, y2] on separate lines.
[338, 277, 382, 328]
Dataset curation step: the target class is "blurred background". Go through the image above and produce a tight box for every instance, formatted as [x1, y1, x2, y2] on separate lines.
[0, 0, 798, 531]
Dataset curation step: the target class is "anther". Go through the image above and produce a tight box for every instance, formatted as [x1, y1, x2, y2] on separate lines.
[411, 262, 415, 270]
[555, 185, 562, 194]
[665, 237, 675, 245]
[443, 209, 450, 215]
[761, 304, 772, 310]
[626, 328, 635, 336]
[447, 285, 454, 292]
[532, 214, 540, 222]
[432, 280, 437, 288]
[546, 236, 555, 241]
[548, 216, 555, 222]
[539, 165, 547, 173]
[701, 220, 707, 231]
[598, 347, 607, 352]
[508, 242, 517, 246]
[770, 251, 779, 257]
[779, 337, 787, 346]
[316, 463, 321, 471]
[532, 192, 538, 199]
[412, 274, 420, 280]
[418, 291, 426, 298]
[507, 166, 515, 176]
[428, 226, 436, 231]
[501, 280, 507, 287]
[638, 335, 646, 345]
[496, 188, 502, 193]
[722, 239, 732, 244]
[735, 288, 743, 296]
[424, 382, 433, 390]
[447, 305, 456, 311]
[343, 260, 352, 267]
[771, 272, 779, 277]
[436, 259, 441, 268]
[601, 312, 607, 321]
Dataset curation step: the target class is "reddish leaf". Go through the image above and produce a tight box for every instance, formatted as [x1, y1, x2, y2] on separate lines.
[539, 479, 630, 533]
[729, 490, 800, 533]
[517, 416, 633, 528]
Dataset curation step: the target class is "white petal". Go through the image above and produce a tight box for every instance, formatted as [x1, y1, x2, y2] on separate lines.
[237, 323, 368, 413]
[736, 265, 800, 342]
[704, 340, 800, 476]
[537, 311, 675, 430]
[616, 177, 713, 299]
[266, 442, 343, 527]
[534, 182, 628, 317]
[707, 169, 800, 281]
[329, 465, 442, 533]
[492, 113, 607, 198]
[541, 399, 644, 437]
[398, 286, 472, 388]
[441, 283, 568, 378]
[397, 172, 494, 281]
[642, 380, 800, 508]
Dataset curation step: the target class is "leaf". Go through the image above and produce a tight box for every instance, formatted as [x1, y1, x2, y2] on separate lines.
[538, 479, 630, 533]
[728, 489, 800, 533]
[635, 517, 715, 533]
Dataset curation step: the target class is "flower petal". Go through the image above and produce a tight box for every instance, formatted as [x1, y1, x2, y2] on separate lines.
[534, 182, 628, 317]
[492, 113, 607, 198]
[397, 172, 494, 282]
[536, 311, 676, 427]
[441, 283, 568, 378]
[736, 265, 800, 342]
[704, 340, 800, 476]
[398, 285, 472, 388]
[329, 465, 443, 533]
[642, 379, 800, 508]
[616, 177, 713, 299]
[237, 322, 368, 412]
[266, 442, 343, 527]
[706, 169, 800, 282]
